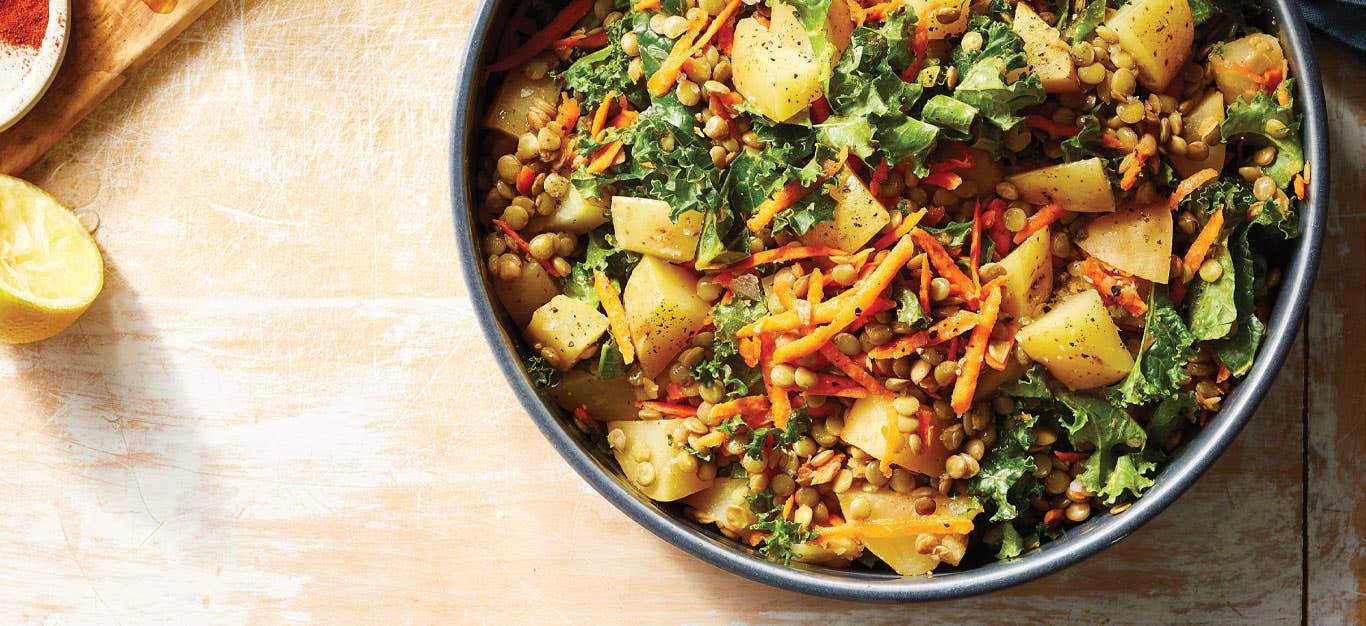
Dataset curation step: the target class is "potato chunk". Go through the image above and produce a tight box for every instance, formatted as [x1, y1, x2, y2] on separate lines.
[611, 196, 703, 263]
[1106, 0, 1193, 92]
[1210, 34, 1287, 105]
[1006, 158, 1116, 213]
[1169, 91, 1227, 178]
[549, 370, 641, 422]
[1014, 3, 1079, 93]
[623, 255, 710, 377]
[607, 419, 714, 501]
[834, 491, 981, 575]
[536, 186, 608, 235]
[524, 295, 610, 370]
[493, 260, 560, 327]
[683, 478, 753, 533]
[732, 3, 825, 122]
[839, 395, 952, 478]
[1017, 290, 1135, 390]
[482, 73, 559, 140]
[1078, 201, 1174, 283]
[998, 228, 1053, 321]
[799, 167, 891, 252]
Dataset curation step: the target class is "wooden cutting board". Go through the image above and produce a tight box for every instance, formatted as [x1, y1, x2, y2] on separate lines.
[0, 0, 219, 176]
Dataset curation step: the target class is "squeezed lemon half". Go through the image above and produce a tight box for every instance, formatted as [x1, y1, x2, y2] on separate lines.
[0, 175, 103, 344]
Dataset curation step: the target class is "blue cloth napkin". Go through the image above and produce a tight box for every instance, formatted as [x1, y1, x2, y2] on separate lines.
[1299, 0, 1366, 52]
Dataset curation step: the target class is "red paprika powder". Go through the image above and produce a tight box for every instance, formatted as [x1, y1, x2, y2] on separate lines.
[0, 0, 49, 50]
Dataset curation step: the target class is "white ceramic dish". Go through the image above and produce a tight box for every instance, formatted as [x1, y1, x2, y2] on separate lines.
[0, 0, 71, 133]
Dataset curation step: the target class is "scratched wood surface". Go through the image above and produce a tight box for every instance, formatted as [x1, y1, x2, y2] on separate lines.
[0, 0, 221, 176]
[0, 2, 1358, 624]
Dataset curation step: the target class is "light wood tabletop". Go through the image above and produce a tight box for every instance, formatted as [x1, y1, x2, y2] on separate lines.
[0, 2, 1360, 624]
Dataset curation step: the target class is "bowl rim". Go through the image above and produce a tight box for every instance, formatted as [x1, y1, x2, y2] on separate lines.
[448, 0, 1327, 601]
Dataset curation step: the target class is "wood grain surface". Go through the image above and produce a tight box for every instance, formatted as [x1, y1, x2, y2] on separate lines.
[0, 0, 220, 176]
[0, 2, 1359, 623]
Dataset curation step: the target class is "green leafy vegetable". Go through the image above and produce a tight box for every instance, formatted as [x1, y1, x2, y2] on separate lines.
[968, 412, 1039, 522]
[563, 227, 640, 308]
[597, 335, 627, 379]
[1055, 393, 1149, 504]
[524, 354, 561, 387]
[1213, 225, 1266, 376]
[1187, 244, 1238, 340]
[1221, 86, 1304, 188]
[894, 285, 931, 330]
[725, 407, 813, 460]
[1056, 0, 1105, 43]
[951, 17, 1046, 131]
[1060, 114, 1104, 161]
[922, 95, 979, 140]
[562, 11, 670, 107]
[922, 220, 974, 248]
[750, 509, 820, 565]
[692, 294, 769, 399]
[1109, 288, 1196, 406]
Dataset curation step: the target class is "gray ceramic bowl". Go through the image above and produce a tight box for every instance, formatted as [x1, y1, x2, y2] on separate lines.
[450, 2, 1327, 601]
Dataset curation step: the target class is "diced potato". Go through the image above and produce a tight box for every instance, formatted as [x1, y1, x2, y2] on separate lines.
[998, 228, 1053, 322]
[524, 296, 610, 370]
[492, 260, 560, 327]
[732, 3, 824, 122]
[537, 186, 608, 235]
[834, 491, 981, 575]
[607, 419, 714, 501]
[1169, 90, 1227, 178]
[1017, 290, 1135, 390]
[623, 256, 711, 377]
[1106, 0, 1193, 92]
[1078, 201, 1174, 283]
[683, 478, 754, 533]
[1210, 34, 1287, 105]
[799, 167, 891, 252]
[1014, 3, 1080, 93]
[611, 196, 703, 263]
[839, 395, 952, 478]
[1006, 158, 1116, 213]
[910, 0, 971, 40]
[482, 73, 559, 140]
[549, 370, 641, 421]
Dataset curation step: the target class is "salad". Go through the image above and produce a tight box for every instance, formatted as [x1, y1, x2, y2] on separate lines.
[476, 0, 1305, 573]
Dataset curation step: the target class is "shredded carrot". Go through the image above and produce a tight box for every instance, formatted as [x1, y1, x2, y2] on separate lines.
[773, 236, 918, 363]
[806, 269, 826, 306]
[553, 31, 609, 49]
[1183, 207, 1225, 278]
[665, 383, 688, 402]
[1012, 202, 1066, 245]
[1120, 150, 1149, 191]
[1216, 359, 1231, 383]
[817, 515, 974, 541]
[900, 18, 930, 81]
[1043, 508, 1065, 527]
[1169, 168, 1220, 211]
[951, 280, 1003, 415]
[717, 332, 754, 367]
[492, 219, 564, 277]
[689, 0, 743, 56]
[1277, 83, 1291, 106]
[746, 182, 807, 234]
[773, 274, 807, 327]
[1080, 258, 1148, 317]
[635, 401, 697, 417]
[760, 339, 793, 428]
[844, 0, 869, 26]
[555, 93, 581, 130]
[1293, 173, 1307, 200]
[911, 229, 979, 306]
[866, 310, 981, 359]
[587, 141, 624, 173]
[487, 0, 595, 72]
[724, 245, 847, 271]
[593, 270, 636, 365]
[868, 207, 927, 251]
[590, 90, 616, 138]
[515, 165, 537, 196]
[1025, 114, 1080, 138]
[916, 255, 931, 315]
[1100, 131, 1127, 150]
[848, 298, 896, 332]
[632, 0, 660, 10]
[804, 375, 870, 398]
[646, 13, 707, 97]
[818, 344, 888, 397]
[862, 0, 906, 21]
[709, 395, 771, 420]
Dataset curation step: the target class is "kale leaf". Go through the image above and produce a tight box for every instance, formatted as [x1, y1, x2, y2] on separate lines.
[951, 17, 1046, 132]
[563, 227, 640, 308]
[967, 412, 1040, 523]
[692, 294, 768, 399]
[1109, 288, 1196, 406]
[1221, 86, 1304, 189]
[523, 354, 561, 388]
[1212, 225, 1266, 376]
[1187, 244, 1238, 340]
[894, 285, 932, 330]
